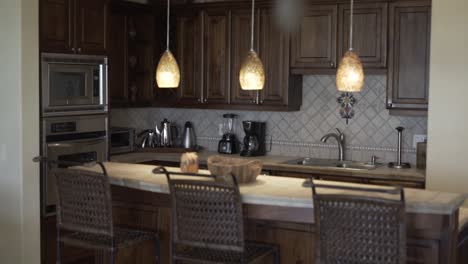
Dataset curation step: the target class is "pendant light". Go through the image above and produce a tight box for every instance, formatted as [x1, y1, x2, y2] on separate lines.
[239, 0, 265, 91]
[155, 0, 180, 88]
[336, 0, 364, 92]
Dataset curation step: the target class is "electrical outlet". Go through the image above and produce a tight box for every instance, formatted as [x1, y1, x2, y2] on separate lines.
[413, 134, 427, 148]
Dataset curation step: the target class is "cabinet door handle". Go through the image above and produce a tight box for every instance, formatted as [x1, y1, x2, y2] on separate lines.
[77, 48, 82, 53]
[330, 62, 335, 68]
[71, 47, 76, 53]
[203, 98, 207, 103]
[197, 98, 201, 103]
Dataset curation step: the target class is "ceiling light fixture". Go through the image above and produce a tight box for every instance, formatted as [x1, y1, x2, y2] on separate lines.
[336, 0, 364, 92]
[239, 0, 265, 91]
[155, 0, 180, 88]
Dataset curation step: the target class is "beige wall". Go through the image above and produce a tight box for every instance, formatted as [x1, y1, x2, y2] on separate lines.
[21, 0, 41, 262]
[0, 0, 40, 262]
[426, 0, 468, 206]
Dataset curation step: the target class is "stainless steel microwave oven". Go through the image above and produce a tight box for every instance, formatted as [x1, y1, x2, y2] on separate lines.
[41, 53, 108, 116]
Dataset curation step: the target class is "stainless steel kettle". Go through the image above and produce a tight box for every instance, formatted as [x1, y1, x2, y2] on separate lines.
[160, 119, 173, 147]
[182, 121, 197, 149]
[138, 129, 158, 148]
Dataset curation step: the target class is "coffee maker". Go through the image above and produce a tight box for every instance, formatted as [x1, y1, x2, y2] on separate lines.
[240, 121, 266, 157]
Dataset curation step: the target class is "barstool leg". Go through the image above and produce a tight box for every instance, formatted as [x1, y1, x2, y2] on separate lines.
[155, 238, 160, 264]
[110, 249, 117, 264]
[56, 227, 62, 264]
[273, 248, 280, 264]
[56, 240, 62, 264]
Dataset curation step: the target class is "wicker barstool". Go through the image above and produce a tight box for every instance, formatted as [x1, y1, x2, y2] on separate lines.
[51, 162, 160, 264]
[156, 167, 280, 264]
[310, 180, 406, 264]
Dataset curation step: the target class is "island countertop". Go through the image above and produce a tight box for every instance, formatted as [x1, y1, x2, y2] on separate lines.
[111, 150, 426, 183]
[79, 162, 463, 215]
[74, 162, 467, 264]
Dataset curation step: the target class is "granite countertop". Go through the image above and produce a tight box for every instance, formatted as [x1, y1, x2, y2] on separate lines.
[111, 150, 426, 183]
[77, 162, 463, 215]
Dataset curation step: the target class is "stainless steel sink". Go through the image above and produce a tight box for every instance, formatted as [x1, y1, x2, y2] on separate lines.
[283, 158, 378, 170]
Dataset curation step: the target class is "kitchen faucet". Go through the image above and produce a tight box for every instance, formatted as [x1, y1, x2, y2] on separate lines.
[320, 128, 345, 162]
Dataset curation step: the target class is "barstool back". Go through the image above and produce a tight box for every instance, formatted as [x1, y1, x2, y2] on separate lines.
[52, 163, 114, 237]
[161, 168, 245, 253]
[311, 180, 406, 264]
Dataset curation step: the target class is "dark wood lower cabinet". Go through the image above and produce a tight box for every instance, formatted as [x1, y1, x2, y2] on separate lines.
[458, 225, 468, 264]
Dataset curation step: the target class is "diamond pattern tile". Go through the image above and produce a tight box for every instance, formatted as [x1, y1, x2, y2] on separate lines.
[111, 75, 427, 164]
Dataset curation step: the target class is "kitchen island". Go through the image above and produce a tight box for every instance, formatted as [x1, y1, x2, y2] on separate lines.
[76, 162, 466, 264]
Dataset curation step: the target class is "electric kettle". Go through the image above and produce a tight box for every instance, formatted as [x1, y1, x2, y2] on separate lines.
[161, 119, 173, 147]
[182, 121, 197, 149]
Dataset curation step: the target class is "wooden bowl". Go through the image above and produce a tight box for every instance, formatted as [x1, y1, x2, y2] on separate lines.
[207, 155, 263, 184]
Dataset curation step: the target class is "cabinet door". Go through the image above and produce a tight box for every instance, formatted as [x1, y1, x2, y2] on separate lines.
[108, 13, 128, 105]
[176, 13, 203, 105]
[230, 9, 258, 105]
[40, 0, 74, 53]
[291, 4, 337, 70]
[387, 1, 431, 111]
[338, 2, 388, 69]
[75, 0, 108, 54]
[259, 9, 299, 107]
[203, 10, 230, 104]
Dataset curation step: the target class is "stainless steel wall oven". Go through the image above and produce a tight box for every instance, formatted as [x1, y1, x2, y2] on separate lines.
[41, 115, 108, 216]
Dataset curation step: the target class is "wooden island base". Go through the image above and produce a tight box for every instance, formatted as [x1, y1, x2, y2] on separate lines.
[107, 186, 460, 264]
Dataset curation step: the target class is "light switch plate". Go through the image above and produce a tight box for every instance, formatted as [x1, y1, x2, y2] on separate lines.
[413, 134, 427, 148]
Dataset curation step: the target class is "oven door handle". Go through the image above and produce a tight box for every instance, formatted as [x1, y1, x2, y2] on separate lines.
[47, 138, 106, 148]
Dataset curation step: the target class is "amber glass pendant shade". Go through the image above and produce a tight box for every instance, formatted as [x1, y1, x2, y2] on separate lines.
[239, 50, 265, 91]
[336, 50, 364, 92]
[156, 50, 180, 88]
[156, 0, 180, 89]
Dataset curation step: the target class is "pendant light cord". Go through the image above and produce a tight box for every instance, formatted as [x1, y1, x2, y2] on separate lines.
[250, 0, 255, 51]
[349, 0, 354, 51]
[166, 0, 170, 51]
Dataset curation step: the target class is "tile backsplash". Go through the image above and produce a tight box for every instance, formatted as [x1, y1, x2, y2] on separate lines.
[111, 75, 427, 165]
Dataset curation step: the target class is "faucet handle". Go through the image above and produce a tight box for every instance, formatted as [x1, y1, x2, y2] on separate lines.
[336, 128, 345, 141]
[370, 155, 379, 165]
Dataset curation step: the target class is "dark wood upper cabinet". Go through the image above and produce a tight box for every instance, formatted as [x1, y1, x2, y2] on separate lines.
[108, 2, 156, 107]
[259, 9, 302, 109]
[176, 12, 203, 105]
[338, 2, 388, 69]
[203, 9, 231, 105]
[291, 4, 338, 71]
[387, 1, 431, 112]
[75, 0, 108, 55]
[40, 0, 108, 55]
[108, 12, 128, 105]
[40, 0, 73, 53]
